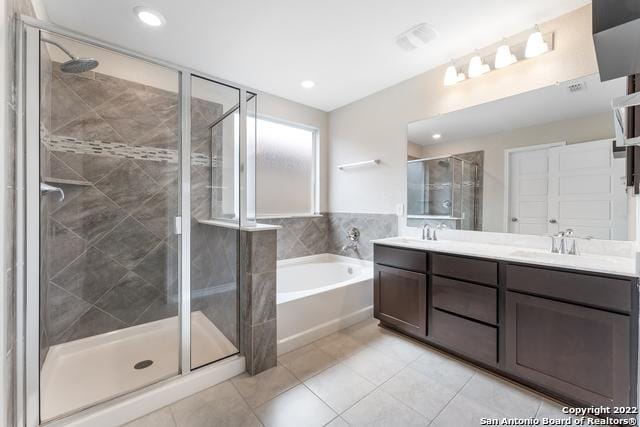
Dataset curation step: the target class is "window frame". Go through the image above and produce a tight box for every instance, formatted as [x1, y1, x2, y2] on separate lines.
[254, 114, 320, 218]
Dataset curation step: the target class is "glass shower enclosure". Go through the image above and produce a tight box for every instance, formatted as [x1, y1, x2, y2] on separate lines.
[17, 17, 255, 425]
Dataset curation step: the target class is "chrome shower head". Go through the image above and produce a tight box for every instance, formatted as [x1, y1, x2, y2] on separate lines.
[41, 37, 100, 73]
[60, 57, 100, 74]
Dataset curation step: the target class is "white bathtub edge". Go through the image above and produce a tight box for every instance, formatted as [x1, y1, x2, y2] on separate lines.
[277, 306, 373, 355]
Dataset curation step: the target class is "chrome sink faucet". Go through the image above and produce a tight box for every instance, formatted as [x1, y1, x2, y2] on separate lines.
[550, 229, 578, 255]
[434, 223, 447, 241]
[422, 224, 433, 240]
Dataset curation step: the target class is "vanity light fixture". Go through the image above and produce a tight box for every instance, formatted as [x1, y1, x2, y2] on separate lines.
[301, 80, 315, 89]
[444, 29, 552, 87]
[468, 53, 490, 78]
[432, 133, 442, 140]
[134, 6, 165, 27]
[494, 41, 518, 69]
[525, 25, 549, 58]
[443, 61, 466, 86]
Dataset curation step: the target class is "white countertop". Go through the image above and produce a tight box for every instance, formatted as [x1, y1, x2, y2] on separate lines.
[373, 237, 637, 277]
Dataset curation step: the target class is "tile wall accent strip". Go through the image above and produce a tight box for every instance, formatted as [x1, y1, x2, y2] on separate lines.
[45, 135, 215, 167]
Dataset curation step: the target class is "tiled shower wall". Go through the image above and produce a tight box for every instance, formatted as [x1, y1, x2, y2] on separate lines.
[41, 63, 239, 353]
[260, 213, 398, 261]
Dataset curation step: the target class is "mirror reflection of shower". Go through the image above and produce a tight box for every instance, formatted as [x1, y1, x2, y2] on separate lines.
[407, 154, 481, 231]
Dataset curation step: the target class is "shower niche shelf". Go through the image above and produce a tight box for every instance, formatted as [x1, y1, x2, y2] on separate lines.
[43, 177, 91, 187]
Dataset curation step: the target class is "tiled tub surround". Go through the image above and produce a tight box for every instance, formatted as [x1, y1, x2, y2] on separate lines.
[260, 212, 398, 261]
[40, 63, 239, 356]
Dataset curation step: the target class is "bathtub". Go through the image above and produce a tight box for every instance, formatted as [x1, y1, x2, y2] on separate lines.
[276, 254, 374, 355]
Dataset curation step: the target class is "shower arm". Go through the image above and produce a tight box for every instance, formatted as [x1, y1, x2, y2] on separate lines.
[40, 37, 77, 61]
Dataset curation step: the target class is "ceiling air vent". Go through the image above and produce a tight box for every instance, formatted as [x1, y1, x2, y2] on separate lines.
[395, 23, 438, 52]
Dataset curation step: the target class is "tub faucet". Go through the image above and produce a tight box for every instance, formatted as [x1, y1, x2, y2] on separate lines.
[342, 227, 360, 252]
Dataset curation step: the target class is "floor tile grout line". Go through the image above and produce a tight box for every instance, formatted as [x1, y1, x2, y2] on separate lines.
[425, 369, 478, 426]
[533, 399, 544, 419]
[228, 378, 266, 426]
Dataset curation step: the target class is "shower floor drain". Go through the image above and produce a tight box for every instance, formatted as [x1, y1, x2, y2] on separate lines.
[134, 360, 154, 370]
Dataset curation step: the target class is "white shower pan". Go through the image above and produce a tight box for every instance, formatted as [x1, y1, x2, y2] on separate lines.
[40, 311, 237, 422]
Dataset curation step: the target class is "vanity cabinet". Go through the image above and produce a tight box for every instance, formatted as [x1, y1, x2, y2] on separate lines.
[505, 291, 630, 407]
[373, 243, 638, 409]
[374, 247, 427, 338]
[505, 264, 634, 407]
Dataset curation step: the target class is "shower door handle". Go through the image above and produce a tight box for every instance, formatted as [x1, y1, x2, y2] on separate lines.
[40, 183, 65, 202]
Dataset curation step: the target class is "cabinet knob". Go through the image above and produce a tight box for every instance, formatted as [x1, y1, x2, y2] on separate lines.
[549, 219, 557, 224]
[511, 217, 518, 222]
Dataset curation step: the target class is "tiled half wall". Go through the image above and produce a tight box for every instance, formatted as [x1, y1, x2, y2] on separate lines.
[260, 213, 398, 261]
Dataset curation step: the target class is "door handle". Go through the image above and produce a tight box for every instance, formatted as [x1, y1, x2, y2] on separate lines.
[40, 183, 65, 202]
[511, 217, 518, 222]
[548, 218, 557, 224]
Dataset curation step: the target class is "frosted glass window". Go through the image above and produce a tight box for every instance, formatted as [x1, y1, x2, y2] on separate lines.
[256, 118, 316, 215]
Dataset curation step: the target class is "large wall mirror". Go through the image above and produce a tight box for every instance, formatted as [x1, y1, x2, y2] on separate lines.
[407, 73, 631, 241]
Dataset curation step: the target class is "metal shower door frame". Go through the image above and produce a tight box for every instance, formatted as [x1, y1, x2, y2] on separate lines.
[16, 16, 254, 426]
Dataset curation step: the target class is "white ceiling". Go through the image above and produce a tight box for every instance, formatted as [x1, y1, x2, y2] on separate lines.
[41, 0, 590, 111]
[408, 73, 626, 145]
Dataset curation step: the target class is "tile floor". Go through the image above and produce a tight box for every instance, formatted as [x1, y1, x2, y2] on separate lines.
[125, 318, 579, 427]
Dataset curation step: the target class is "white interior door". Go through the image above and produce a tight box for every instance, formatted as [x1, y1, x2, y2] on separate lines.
[508, 148, 551, 235]
[548, 139, 626, 240]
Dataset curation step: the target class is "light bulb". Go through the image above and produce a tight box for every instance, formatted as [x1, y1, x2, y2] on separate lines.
[494, 44, 517, 69]
[468, 54, 490, 78]
[444, 64, 459, 86]
[525, 26, 549, 58]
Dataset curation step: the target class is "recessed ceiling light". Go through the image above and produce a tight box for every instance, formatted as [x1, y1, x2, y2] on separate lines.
[134, 6, 165, 27]
[432, 133, 442, 140]
[301, 80, 315, 89]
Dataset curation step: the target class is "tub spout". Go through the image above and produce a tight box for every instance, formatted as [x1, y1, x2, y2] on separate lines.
[342, 242, 358, 252]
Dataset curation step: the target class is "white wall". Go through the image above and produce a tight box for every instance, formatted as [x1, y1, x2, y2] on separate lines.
[420, 112, 614, 232]
[328, 5, 599, 214]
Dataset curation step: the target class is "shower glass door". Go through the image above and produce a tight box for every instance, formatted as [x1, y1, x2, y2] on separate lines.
[189, 76, 241, 369]
[37, 30, 182, 422]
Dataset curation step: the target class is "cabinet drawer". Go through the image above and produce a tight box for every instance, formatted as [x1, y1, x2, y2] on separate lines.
[431, 309, 497, 365]
[432, 253, 498, 286]
[432, 276, 497, 324]
[506, 265, 632, 313]
[374, 245, 427, 273]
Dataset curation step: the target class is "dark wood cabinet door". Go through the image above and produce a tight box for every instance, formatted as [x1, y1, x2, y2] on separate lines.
[505, 291, 630, 407]
[374, 264, 427, 338]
